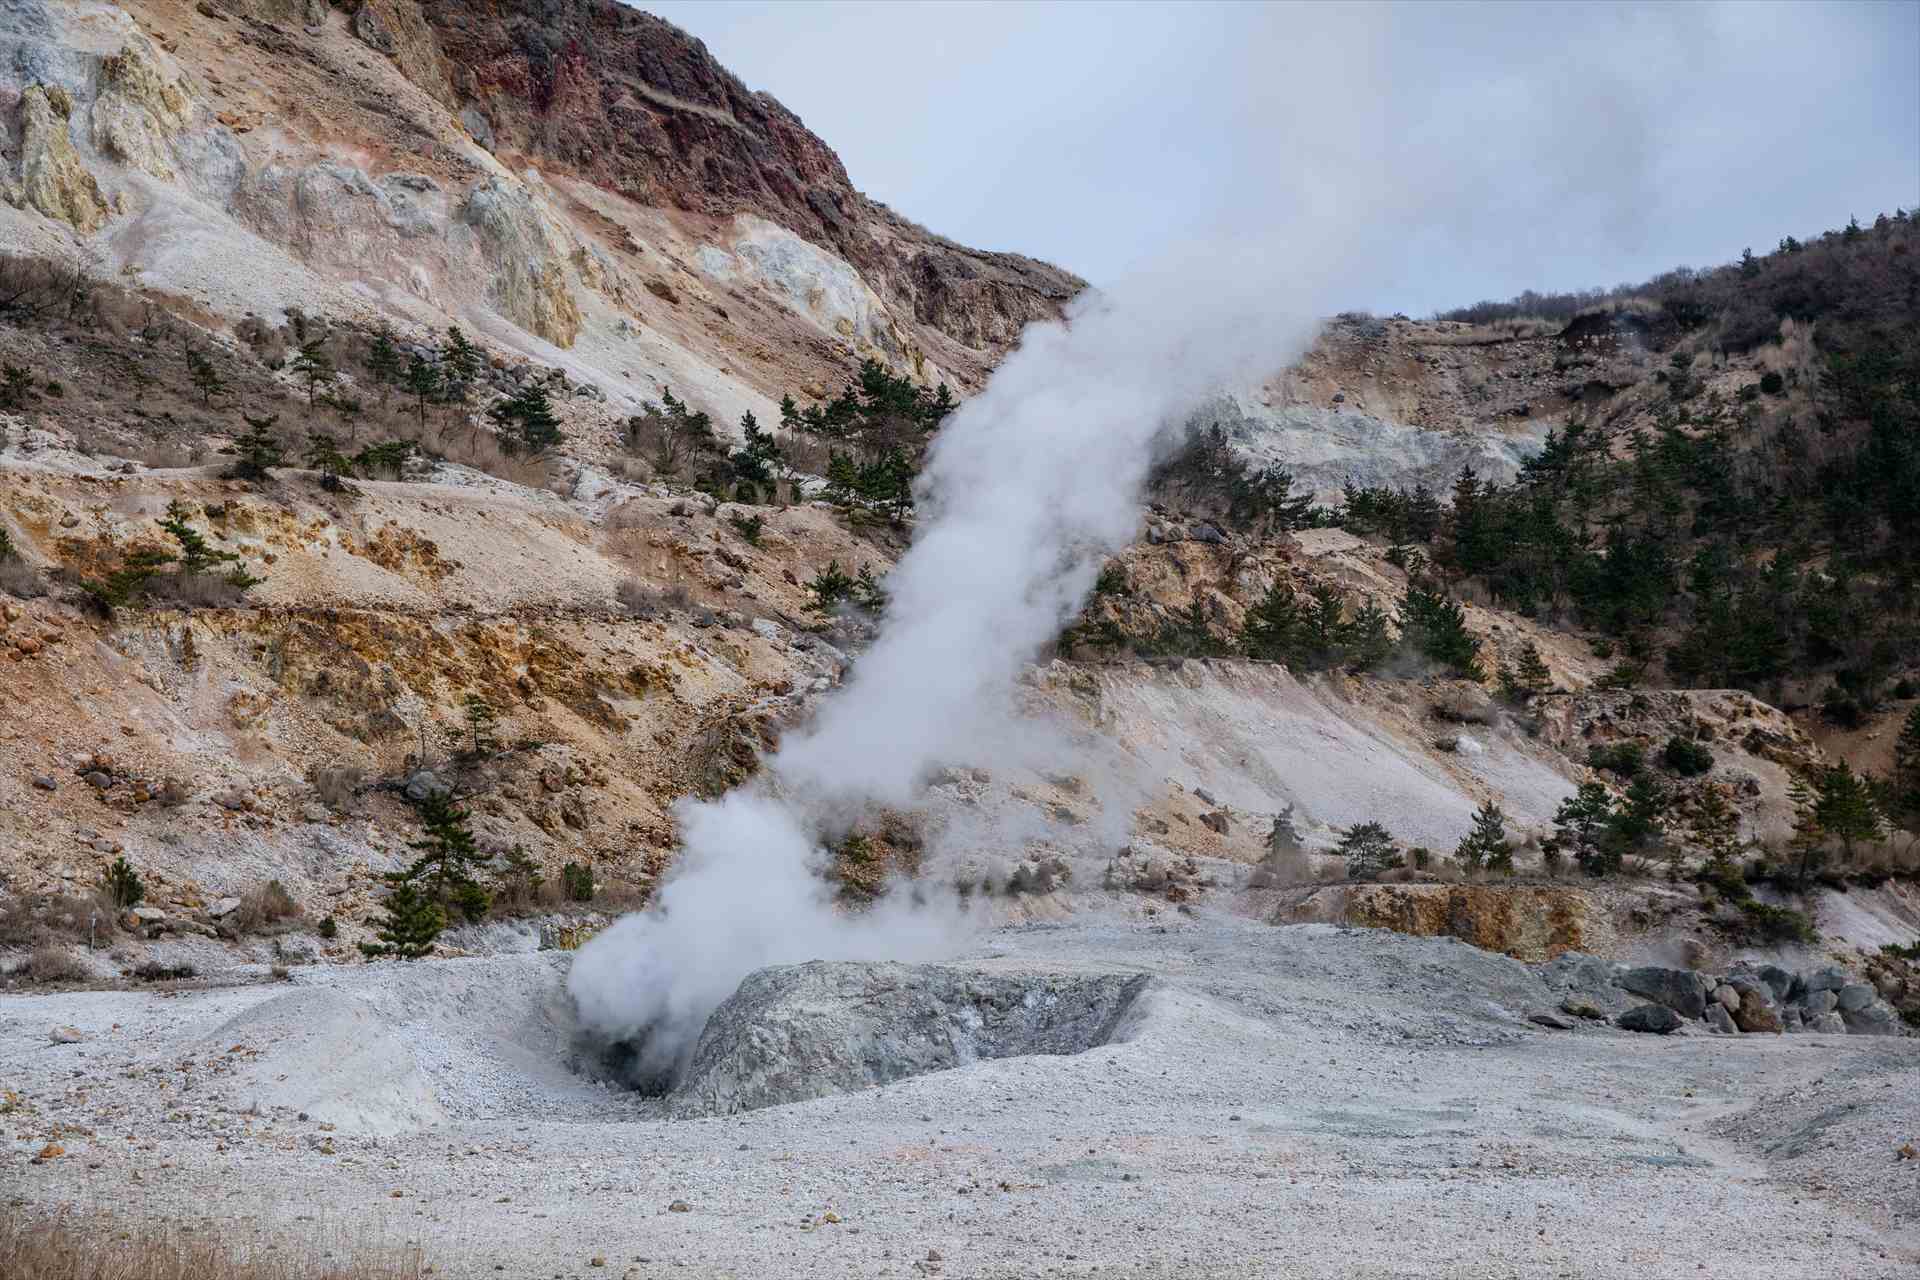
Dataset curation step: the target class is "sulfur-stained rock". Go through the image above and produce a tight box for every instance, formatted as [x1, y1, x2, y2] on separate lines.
[16, 84, 110, 232]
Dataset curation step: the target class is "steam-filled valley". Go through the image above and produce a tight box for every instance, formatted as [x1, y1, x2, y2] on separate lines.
[1, 2, 1917, 1277]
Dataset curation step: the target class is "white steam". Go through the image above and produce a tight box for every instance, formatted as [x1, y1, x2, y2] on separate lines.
[568, 242, 1341, 1079]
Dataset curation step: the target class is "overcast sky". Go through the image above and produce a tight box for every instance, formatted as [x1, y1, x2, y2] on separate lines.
[640, 1, 1920, 315]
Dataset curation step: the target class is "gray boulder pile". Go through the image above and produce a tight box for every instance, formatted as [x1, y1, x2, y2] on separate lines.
[1539, 953, 1905, 1037]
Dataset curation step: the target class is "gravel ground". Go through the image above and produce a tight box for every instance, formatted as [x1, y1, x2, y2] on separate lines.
[2, 914, 1914, 1279]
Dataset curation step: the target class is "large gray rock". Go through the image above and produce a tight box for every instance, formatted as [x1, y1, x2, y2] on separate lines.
[1841, 1000, 1900, 1037]
[1835, 984, 1876, 1013]
[1805, 1011, 1847, 1034]
[1804, 966, 1851, 994]
[1803, 989, 1838, 1016]
[1617, 966, 1709, 1020]
[1755, 964, 1801, 1003]
[669, 962, 1150, 1116]
[1704, 1004, 1738, 1035]
[1617, 1004, 1683, 1035]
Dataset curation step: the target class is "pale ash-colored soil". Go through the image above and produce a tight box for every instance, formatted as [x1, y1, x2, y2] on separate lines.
[2, 916, 1914, 1280]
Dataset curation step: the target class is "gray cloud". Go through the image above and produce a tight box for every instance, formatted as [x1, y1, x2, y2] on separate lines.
[639, 0, 1918, 313]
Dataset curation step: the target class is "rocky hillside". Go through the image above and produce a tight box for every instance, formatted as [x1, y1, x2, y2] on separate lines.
[0, 0, 1914, 1001]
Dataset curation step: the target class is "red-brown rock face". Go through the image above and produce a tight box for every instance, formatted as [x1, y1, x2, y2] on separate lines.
[407, 0, 1083, 368]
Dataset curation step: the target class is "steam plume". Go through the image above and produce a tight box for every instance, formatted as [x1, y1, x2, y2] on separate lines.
[567, 240, 1340, 1080]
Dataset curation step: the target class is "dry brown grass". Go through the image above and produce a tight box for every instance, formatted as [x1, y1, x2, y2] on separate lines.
[230, 879, 304, 935]
[0, 556, 46, 597]
[0, 1205, 427, 1280]
[0, 891, 118, 948]
[22, 943, 91, 983]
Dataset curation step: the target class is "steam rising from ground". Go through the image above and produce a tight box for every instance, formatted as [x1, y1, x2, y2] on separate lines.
[568, 244, 1339, 1080]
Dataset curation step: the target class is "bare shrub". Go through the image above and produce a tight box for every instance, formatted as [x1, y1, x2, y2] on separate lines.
[419, 419, 552, 487]
[607, 454, 652, 485]
[0, 557, 45, 598]
[24, 944, 89, 984]
[230, 879, 303, 934]
[777, 432, 836, 481]
[308, 764, 366, 813]
[617, 577, 690, 618]
[0, 896, 40, 947]
[145, 570, 251, 609]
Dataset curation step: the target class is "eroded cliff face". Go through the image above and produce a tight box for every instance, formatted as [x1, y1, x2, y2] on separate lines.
[0, 0, 1077, 432]
[409, 0, 1084, 374]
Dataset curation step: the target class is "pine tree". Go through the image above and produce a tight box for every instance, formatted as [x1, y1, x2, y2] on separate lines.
[462, 694, 498, 758]
[1514, 642, 1551, 696]
[358, 881, 444, 960]
[1786, 773, 1827, 887]
[186, 347, 226, 406]
[291, 338, 335, 408]
[1607, 775, 1669, 859]
[157, 501, 231, 576]
[82, 545, 176, 610]
[442, 326, 482, 395]
[404, 353, 441, 427]
[1553, 782, 1618, 876]
[365, 324, 402, 406]
[303, 433, 353, 487]
[1813, 761, 1885, 863]
[1454, 799, 1514, 874]
[1400, 584, 1482, 679]
[1338, 601, 1395, 673]
[489, 383, 563, 454]
[1893, 704, 1920, 817]
[394, 792, 491, 922]
[1692, 783, 1743, 875]
[1243, 582, 1302, 664]
[1339, 821, 1401, 881]
[730, 410, 784, 491]
[231, 413, 283, 480]
[105, 855, 144, 908]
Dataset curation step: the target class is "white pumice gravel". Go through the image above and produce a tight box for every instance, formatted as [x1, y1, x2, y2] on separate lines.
[1, 913, 1913, 1279]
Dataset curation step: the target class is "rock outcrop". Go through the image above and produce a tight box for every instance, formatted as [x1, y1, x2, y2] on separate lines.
[668, 962, 1149, 1116]
[14, 84, 109, 232]
[409, 0, 1083, 371]
[89, 42, 193, 179]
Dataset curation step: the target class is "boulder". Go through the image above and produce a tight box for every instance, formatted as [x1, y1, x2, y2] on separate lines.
[1731, 987, 1782, 1034]
[667, 961, 1150, 1116]
[1528, 1012, 1574, 1030]
[1805, 1012, 1847, 1034]
[1617, 966, 1709, 1020]
[1835, 984, 1875, 1013]
[30, 774, 57, 792]
[131, 906, 166, 923]
[403, 771, 450, 802]
[1803, 966, 1851, 994]
[1704, 1004, 1737, 1035]
[1841, 1000, 1900, 1037]
[1712, 984, 1740, 1012]
[1803, 989, 1838, 1016]
[1559, 997, 1606, 1021]
[84, 771, 113, 790]
[1755, 964, 1800, 1003]
[208, 897, 242, 919]
[49, 1026, 85, 1044]
[1617, 1004, 1683, 1035]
